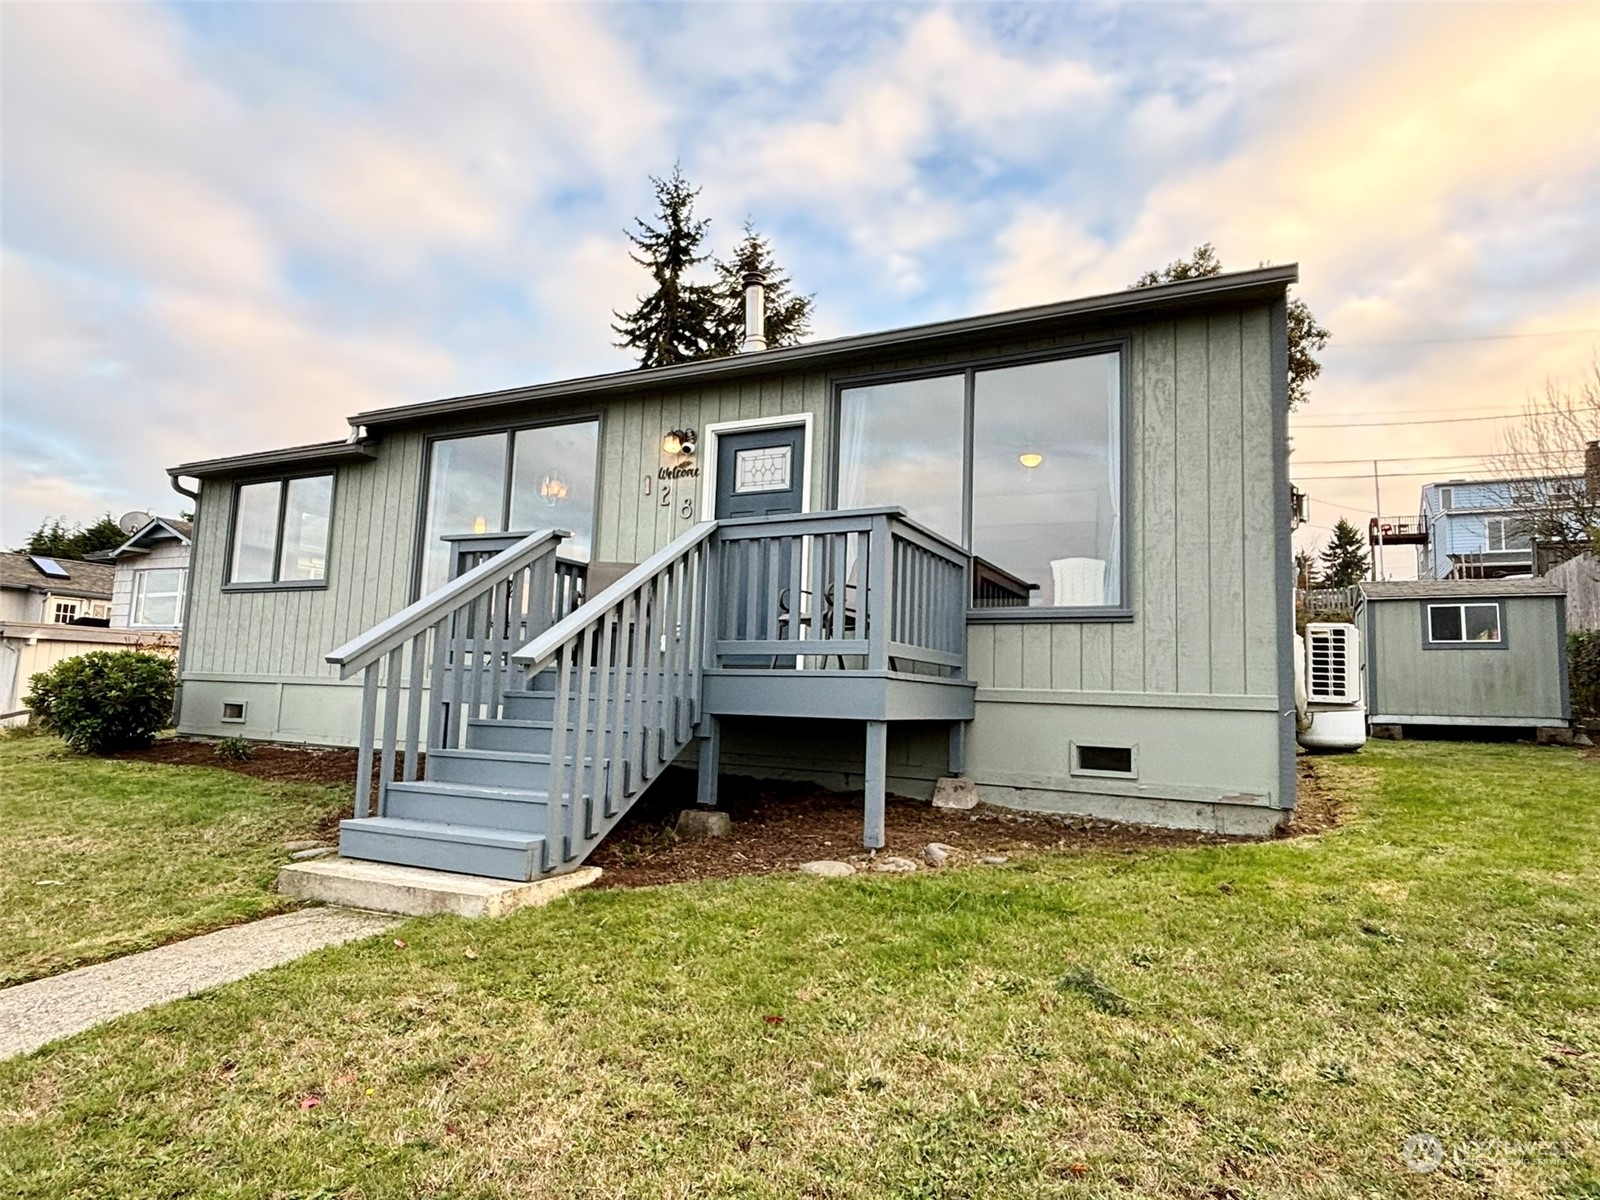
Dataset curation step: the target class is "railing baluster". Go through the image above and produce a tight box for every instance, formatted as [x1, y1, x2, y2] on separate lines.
[428, 614, 448, 757]
[571, 625, 596, 841]
[612, 591, 635, 802]
[867, 515, 891, 672]
[550, 639, 573, 863]
[594, 607, 619, 819]
[379, 645, 403, 809]
[832, 531, 849, 644]
[404, 629, 426, 782]
[355, 666, 378, 818]
[448, 599, 468, 749]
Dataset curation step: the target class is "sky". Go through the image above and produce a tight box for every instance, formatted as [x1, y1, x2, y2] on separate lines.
[3, 2, 1597, 576]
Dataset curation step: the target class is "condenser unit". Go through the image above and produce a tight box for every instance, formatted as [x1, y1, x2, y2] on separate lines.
[1295, 622, 1366, 752]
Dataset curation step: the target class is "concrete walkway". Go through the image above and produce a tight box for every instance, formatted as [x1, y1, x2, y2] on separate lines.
[0, 907, 397, 1059]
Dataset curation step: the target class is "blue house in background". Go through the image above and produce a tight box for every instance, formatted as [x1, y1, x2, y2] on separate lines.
[1417, 475, 1585, 580]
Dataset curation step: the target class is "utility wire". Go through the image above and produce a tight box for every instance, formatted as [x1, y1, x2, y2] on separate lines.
[1293, 409, 1571, 429]
[1324, 327, 1599, 348]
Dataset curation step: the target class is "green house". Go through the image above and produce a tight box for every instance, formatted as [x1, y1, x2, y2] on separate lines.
[167, 266, 1300, 880]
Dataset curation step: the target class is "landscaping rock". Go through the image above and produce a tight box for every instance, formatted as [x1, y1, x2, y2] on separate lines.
[675, 809, 732, 839]
[931, 777, 979, 810]
[872, 856, 918, 874]
[981, 854, 1010, 865]
[284, 839, 323, 852]
[922, 842, 954, 867]
[798, 860, 855, 877]
[289, 847, 335, 861]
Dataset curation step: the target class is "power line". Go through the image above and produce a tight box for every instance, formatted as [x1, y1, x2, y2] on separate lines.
[1325, 327, 1599, 348]
[1293, 450, 1584, 466]
[1293, 408, 1570, 429]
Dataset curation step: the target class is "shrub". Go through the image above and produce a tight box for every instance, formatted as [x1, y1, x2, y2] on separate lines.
[1570, 631, 1600, 721]
[24, 650, 176, 755]
[214, 736, 255, 762]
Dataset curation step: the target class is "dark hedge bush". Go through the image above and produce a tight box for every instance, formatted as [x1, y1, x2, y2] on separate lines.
[1571, 631, 1600, 721]
[24, 650, 176, 754]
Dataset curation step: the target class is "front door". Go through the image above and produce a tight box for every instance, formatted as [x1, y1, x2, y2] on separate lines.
[714, 424, 806, 520]
[715, 424, 807, 665]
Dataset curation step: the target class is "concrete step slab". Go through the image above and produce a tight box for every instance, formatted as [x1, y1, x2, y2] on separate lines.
[278, 857, 602, 918]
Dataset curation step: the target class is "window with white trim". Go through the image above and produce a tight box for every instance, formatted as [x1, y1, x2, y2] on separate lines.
[132, 567, 187, 627]
[50, 600, 80, 624]
[1427, 601, 1502, 644]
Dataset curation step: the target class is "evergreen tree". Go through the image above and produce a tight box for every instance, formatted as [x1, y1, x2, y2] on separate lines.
[708, 220, 815, 355]
[1132, 243, 1330, 409]
[612, 167, 719, 369]
[1317, 518, 1370, 587]
[20, 514, 127, 559]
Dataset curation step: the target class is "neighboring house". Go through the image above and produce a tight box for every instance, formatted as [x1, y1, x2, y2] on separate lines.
[103, 516, 193, 631]
[169, 266, 1301, 880]
[1357, 579, 1571, 732]
[0, 552, 113, 625]
[0, 551, 179, 724]
[1416, 475, 1586, 580]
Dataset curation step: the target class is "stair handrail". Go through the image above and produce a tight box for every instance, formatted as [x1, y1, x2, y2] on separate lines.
[326, 527, 569, 820]
[328, 529, 569, 677]
[510, 521, 718, 867]
[511, 522, 717, 669]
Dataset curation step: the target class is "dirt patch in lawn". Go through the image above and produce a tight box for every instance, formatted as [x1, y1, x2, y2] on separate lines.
[113, 736, 360, 789]
[117, 736, 1346, 888]
[587, 767, 1341, 889]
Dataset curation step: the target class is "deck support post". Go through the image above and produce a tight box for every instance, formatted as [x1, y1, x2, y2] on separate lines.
[696, 714, 721, 807]
[948, 720, 967, 776]
[864, 719, 888, 849]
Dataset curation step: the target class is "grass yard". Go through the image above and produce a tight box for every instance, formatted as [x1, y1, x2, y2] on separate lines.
[0, 736, 346, 985]
[2, 741, 1598, 1198]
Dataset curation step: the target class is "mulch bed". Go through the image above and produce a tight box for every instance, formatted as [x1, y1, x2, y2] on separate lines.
[116, 736, 1344, 889]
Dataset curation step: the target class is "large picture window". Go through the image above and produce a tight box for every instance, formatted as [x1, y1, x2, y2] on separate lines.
[836, 346, 1124, 614]
[228, 474, 333, 587]
[419, 419, 599, 593]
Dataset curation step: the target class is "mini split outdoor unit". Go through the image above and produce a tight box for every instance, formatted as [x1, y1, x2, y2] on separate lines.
[1294, 622, 1367, 752]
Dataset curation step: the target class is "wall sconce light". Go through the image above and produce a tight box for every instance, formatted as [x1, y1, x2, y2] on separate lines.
[662, 428, 697, 456]
[539, 473, 569, 504]
[1019, 452, 1044, 469]
[472, 516, 489, 534]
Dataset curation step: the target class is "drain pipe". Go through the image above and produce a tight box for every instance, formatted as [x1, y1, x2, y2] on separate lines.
[167, 471, 201, 729]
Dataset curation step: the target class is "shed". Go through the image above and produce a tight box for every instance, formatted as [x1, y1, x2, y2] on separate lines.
[1356, 579, 1570, 731]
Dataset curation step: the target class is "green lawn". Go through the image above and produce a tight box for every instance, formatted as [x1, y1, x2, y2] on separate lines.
[0, 736, 346, 986]
[2, 741, 1597, 1198]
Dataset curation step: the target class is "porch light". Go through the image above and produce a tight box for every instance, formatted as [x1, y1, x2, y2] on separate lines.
[473, 516, 488, 534]
[662, 428, 697, 456]
[1019, 452, 1044, 469]
[539, 473, 569, 504]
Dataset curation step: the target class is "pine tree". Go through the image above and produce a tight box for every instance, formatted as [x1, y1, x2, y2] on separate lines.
[1317, 518, 1370, 588]
[708, 220, 815, 356]
[20, 514, 127, 559]
[612, 167, 720, 369]
[1132, 243, 1330, 409]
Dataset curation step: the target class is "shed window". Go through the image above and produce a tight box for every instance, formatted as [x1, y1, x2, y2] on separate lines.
[228, 474, 333, 586]
[836, 346, 1124, 614]
[51, 600, 80, 624]
[1427, 602, 1502, 644]
[132, 567, 187, 627]
[420, 419, 600, 594]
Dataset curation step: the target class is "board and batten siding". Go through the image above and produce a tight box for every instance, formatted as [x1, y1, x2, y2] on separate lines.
[179, 300, 1292, 825]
